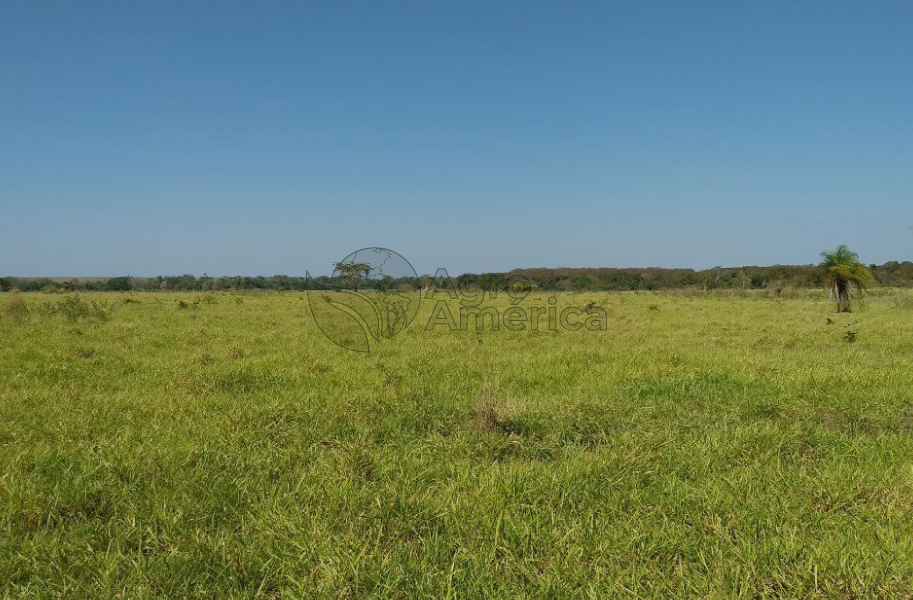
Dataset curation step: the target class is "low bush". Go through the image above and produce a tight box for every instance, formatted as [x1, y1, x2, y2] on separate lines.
[43, 295, 109, 322]
[3, 293, 29, 319]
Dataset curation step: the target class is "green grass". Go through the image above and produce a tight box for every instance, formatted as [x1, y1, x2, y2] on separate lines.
[3, 290, 913, 598]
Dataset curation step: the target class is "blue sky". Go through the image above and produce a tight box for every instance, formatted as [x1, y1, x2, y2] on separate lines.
[1, 1, 911, 276]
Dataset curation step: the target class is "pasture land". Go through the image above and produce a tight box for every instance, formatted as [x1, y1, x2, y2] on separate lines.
[2, 290, 913, 598]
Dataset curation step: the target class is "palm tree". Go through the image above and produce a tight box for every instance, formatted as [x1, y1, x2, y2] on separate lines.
[820, 245, 873, 313]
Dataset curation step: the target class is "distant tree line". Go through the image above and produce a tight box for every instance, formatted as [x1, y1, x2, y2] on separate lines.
[0, 275, 314, 293]
[3, 261, 913, 293]
[501, 261, 913, 292]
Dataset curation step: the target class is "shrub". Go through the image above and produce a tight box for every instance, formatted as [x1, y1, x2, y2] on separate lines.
[45, 295, 109, 322]
[105, 277, 132, 292]
[3, 293, 28, 319]
[582, 299, 602, 312]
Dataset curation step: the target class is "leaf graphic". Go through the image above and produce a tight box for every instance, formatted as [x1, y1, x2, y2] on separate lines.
[306, 273, 385, 352]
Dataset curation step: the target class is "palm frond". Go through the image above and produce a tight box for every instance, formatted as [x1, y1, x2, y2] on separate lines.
[820, 245, 873, 290]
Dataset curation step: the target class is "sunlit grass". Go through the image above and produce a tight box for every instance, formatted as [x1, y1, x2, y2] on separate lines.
[2, 290, 913, 598]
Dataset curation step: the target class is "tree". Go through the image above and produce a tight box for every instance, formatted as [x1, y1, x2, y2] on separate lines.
[333, 261, 372, 292]
[820, 245, 873, 313]
[105, 277, 132, 292]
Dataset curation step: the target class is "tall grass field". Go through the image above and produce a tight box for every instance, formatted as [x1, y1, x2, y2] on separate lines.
[3, 290, 913, 598]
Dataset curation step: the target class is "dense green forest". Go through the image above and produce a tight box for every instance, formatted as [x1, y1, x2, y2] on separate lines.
[4, 261, 913, 293]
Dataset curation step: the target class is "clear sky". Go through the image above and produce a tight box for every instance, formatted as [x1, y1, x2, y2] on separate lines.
[2, 1, 911, 276]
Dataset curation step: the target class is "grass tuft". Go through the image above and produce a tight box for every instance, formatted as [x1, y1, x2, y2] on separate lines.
[3, 292, 28, 319]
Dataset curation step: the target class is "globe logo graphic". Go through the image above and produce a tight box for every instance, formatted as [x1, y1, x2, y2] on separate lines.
[306, 248, 422, 352]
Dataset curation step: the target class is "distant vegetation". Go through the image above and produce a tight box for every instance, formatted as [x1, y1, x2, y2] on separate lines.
[3, 260, 913, 293]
